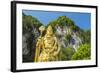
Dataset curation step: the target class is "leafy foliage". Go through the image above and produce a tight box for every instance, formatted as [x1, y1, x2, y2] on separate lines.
[78, 29, 91, 44]
[48, 16, 81, 32]
[83, 30, 91, 43]
[60, 47, 75, 61]
[23, 14, 42, 34]
[72, 44, 91, 60]
[65, 34, 72, 42]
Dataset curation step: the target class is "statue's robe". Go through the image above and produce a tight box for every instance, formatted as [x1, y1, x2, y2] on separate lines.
[38, 35, 60, 62]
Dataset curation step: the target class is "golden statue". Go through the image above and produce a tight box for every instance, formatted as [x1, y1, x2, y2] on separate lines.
[34, 25, 60, 62]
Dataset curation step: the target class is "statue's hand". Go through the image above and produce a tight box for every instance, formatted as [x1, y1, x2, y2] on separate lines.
[53, 47, 60, 56]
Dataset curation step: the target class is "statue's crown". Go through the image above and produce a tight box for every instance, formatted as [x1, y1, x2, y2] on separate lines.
[47, 25, 53, 31]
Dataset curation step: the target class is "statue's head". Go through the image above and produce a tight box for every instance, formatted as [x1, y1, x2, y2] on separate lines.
[46, 25, 53, 36]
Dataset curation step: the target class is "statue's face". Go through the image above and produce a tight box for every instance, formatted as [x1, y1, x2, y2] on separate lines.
[46, 26, 53, 36]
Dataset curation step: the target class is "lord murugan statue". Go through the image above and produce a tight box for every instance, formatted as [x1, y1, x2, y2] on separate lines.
[34, 25, 60, 62]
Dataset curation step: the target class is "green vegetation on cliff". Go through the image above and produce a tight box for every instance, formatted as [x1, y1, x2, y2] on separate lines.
[72, 44, 91, 60]
[48, 16, 80, 32]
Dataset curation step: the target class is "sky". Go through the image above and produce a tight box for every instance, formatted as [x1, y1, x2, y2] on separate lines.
[23, 10, 91, 30]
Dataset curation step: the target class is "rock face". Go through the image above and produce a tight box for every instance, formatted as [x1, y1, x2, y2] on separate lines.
[22, 27, 40, 62]
[22, 14, 42, 62]
[55, 26, 82, 51]
[47, 16, 85, 60]
[48, 16, 83, 52]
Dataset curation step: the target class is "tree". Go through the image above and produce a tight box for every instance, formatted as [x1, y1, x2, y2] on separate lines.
[60, 47, 75, 61]
[84, 30, 91, 43]
[72, 44, 91, 60]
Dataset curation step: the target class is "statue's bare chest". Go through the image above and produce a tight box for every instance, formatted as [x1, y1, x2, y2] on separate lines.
[44, 37, 55, 48]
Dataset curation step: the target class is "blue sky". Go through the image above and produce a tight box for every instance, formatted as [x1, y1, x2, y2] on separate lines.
[23, 10, 91, 30]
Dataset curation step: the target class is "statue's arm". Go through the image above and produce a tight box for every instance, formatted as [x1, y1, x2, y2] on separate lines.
[53, 38, 61, 56]
[50, 38, 58, 53]
[42, 38, 45, 50]
[49, 37, 57, 53]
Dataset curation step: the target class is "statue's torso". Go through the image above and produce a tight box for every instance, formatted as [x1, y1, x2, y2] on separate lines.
[44, 36, 55, 50]
[35, 25, 60, 62]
